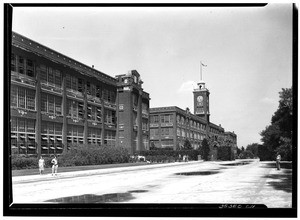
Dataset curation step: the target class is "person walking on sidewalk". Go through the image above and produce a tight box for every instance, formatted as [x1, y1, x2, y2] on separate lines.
[276, 154, 281, 170]
[51, 155, 58, 176]
[38, 156, 45, 175]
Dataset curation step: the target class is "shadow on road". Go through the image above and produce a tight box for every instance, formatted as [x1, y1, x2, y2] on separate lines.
[45, 190, 149, 203]
[264, 169, 292, 193]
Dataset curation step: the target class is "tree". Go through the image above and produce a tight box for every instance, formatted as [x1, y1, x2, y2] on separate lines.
[200, 138, 210, 161]
[239, 150, 254, 159]
[260, 87, 293, 161]
[236, 147, 242, 156]
[246, 143, 259, 158]
[183, 138, 193, 150]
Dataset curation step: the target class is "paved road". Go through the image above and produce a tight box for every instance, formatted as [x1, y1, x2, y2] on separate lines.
[12, 159, 292, 208]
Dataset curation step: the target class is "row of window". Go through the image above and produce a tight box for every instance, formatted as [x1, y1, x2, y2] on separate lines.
[150, 114, 174, 124]
[177, 115, 206, 130]
[150, 127, 173, 137]
[11, 54, 117, 103]
[11, 118, 35, 133]
[11, 53, 34, 77]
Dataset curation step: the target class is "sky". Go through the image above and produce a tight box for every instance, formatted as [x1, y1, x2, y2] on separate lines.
[11, 4, 293, 148]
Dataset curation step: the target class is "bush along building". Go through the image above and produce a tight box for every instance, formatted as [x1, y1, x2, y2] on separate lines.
[149, 75, 237, 160]
[10, 31, 149, 157]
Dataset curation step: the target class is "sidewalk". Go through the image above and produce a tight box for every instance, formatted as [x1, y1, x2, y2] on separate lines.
[12, 160, 203, 184]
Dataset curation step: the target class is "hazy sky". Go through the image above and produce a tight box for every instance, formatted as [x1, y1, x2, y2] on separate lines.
[12, 4, 293, 147]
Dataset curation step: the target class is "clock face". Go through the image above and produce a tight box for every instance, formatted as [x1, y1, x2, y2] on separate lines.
[197, 95, 203, 103]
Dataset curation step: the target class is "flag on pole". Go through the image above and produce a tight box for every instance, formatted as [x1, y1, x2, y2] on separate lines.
[201, 62, 207, 67]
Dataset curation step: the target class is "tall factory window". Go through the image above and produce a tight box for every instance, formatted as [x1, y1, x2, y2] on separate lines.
[10, 86, 18, 107]
[142, 103, 148, 113]
[48, 95, 55, 114]
[26, 89, 35, 110]
[150, 115, 159, 124]
[18, 87, 26, 108]
[11, 53, 16, 71]
[55, 97, 62, 115]
[48, 67, 54, 85]
[18, 56, 24, 74]
[105, 130, 115, 146]
[71, 75, 78, 91]
[26, 59, 34, 77]
[40, 93, 62, 115]
[54, 70, 62, 88]
[18, 119, 25, 132]
[161, 114, 173, 123]
[40, 65, 47, 82]
[11, 118, 17, 131]
[66, 74, 71, 89]
[105, 109, 116, 124]
[132, 93, 138, 106]
[41, 93, 47, 112]
[96, 85, 101, 98]
[78, 78, 84, 93]
[12, 87, 36, 110]
[11, 54, 35, 77]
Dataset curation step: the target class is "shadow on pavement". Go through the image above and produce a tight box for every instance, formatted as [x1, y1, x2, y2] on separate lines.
[264, 169, 292, 193]
[175, 171, 220, 176]
[261, 162, 292, 169]
[45, 190, 149, 203]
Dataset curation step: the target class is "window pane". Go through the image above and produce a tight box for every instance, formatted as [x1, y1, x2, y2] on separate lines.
[26, 89, 35, 110]
[48, 122, 54, 134]
[27, 119, 35, 133]
[48, 95, 55, 113]
[54, 69, 61, 87]
[11, 118, 17, 131]
[11, 53, 16, 71]
[66, 74, 71, 89]
[55, 123, 62, 135]
[18, 119, 25, 132]
[48, 67, 54, 84]
[18, 87, 25, 108]
[10, 86, 18, 107]
[40, 65, 47, 82]
[55, 96, 62, 115]
[26, 59, 34, 77]
[41, 93, 47, 112]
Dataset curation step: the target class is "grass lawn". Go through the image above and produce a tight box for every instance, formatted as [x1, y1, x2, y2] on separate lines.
[12, 162, 150, 177]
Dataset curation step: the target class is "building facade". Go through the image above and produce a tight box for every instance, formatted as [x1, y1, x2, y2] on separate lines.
[116, 71, 150, 154]
[10, 31, 149, 157]
[149, 68, 237, 160]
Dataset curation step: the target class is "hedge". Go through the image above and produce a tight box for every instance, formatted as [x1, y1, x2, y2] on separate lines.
[138, 149, 201, 163]
[11, 144, 131, 170]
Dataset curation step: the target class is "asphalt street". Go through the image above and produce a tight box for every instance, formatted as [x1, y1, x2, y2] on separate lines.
[12, 159, 292, 208]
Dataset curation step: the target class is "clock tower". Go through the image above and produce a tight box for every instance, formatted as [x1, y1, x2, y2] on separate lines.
[193, 80, 210, 122]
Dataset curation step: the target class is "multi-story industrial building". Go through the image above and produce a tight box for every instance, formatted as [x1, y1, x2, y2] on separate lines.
[9, 31, 236, 160]
[10, 31, 149, 157]
[149, 73, 237, 160]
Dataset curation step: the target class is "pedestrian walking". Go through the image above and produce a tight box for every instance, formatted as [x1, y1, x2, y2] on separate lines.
[51, 155, 58, 176]
[38, 156, 45, 175]
[276, 154, 281, 170]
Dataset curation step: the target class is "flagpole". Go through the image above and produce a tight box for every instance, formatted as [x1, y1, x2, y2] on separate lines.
[200, 61, 202, 81]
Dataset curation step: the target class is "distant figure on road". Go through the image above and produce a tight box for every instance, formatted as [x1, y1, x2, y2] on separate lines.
[38, 156, 45, 175]
[276, 154, 281, 170]
[51, 155, 58, 176]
